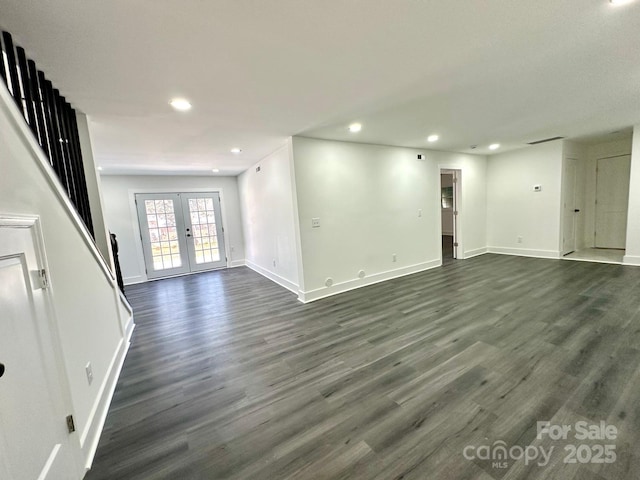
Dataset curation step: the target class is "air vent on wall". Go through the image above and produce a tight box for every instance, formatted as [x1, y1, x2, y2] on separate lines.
[527, 136, 565, 145]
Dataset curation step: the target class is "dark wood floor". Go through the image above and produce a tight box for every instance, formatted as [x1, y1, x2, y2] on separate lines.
[85, 254, 640, 480]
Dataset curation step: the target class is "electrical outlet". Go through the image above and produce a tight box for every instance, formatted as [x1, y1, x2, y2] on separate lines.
[517, 236, 523, 244]
[418, 209, 422, 217]
[392, 253, 397, 262]
[272, 259, 276, 267]
[85, 362, 93, 385]
[312, 218, 320, 228]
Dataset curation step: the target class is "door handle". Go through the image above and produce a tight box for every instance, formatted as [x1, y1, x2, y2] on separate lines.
[574, 209, 580, 213]
[0, 363, 5, 378]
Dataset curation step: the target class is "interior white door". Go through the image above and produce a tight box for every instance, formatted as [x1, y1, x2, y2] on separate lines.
[595, 155, 631, 249]
[562, 158, 578, 255]
[0, 219, 79, 480]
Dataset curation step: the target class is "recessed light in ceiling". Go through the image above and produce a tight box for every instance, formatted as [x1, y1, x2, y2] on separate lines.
[609, 0, 635, 5]
[427, 134, 439, 142]
[169, 98, 192, 111]
[230, 148, 242, 154]
[489, 143, 501, 150]
[97, 166, 103, 171]
[212, 168, 220, 173]
[348, 123, 362, 133]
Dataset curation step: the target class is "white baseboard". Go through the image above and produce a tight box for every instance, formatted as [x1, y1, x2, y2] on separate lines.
[230, 259, 246, 268]
[623, 255, 640, 266]
[123, 275, 145, 285]
[245, 260, 299, 294]
[487, 246, 561, 259]
[299, 259, 442, 303]
[81, 323, 134, 471]
[463, 247, 488, 259]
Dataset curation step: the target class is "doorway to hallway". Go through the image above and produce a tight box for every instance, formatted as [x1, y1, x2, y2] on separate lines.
[440, 169, 460, 265]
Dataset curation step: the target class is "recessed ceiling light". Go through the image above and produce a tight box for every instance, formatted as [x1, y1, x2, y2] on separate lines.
[212, 168, 220, 173]
[489, 143, 501, 150]
[427, 134, 439, 142]
[169, 98, 192, 111]
[97, 166, 103, 171]
[348, 123, 362, 133]
[610, 0, 635, 5]
[230, 148, 242, 154]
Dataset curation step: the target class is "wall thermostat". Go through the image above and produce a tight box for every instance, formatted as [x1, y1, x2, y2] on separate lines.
[533, 185, 542, 192]
[417, 154, 425, 160]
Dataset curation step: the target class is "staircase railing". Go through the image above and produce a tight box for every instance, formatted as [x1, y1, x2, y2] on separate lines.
[0, 30, 94, 237]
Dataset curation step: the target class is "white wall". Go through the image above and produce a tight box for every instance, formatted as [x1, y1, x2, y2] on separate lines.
[624, 126, 640, 265]
[0, 80, 130, 473]
[238, 141, 301, 293]
[486, 140, 564, 258]
[100, 175, 245, 284]
[291, 136, 486, 302]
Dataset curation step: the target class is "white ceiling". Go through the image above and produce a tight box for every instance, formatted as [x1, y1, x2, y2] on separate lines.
[1, 1, 639, 175]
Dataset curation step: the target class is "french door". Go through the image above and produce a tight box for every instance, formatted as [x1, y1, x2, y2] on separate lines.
[136, 192, 226, 280]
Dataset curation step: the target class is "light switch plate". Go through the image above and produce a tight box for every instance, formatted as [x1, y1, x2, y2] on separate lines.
[312, 218, 320, 228]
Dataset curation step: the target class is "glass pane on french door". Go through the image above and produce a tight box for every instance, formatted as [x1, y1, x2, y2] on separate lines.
[135, 192, 226, 279]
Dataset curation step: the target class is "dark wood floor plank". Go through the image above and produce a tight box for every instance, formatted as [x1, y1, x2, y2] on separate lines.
[85, 255, 640, 480]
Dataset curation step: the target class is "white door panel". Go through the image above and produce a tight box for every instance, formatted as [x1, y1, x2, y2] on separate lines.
[595, 155, 630, 249]
[182, 192, 227, 272]
[136, 194, 191, 279]
[0, 220, 78, 480]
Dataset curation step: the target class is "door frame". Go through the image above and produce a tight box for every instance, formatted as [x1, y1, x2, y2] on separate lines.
[129, 187, 232, 282]
[561, 157, 579, 256]
[0, 214, 82, 477]
[438, 167, 463, 261]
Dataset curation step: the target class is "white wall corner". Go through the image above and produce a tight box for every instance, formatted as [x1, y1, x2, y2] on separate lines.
[288, 137, 306, 293]
[623, 255, 640, 266]
[463, 247, 488, 259]
[123, 275, 146, 286]
[245, 260, 299, 295]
